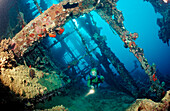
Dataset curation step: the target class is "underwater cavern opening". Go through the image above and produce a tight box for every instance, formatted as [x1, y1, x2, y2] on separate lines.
[0, 0, 169, 111]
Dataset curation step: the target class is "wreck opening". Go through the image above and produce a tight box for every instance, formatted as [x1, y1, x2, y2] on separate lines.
[0, 0, 169, 110]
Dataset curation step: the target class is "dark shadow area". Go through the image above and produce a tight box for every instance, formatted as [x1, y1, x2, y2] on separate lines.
[0, 80, 25, 110]
[0, 0, 16, 37]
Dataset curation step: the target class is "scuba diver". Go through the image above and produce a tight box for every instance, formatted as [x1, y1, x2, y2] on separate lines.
[87, 68, 104, 88]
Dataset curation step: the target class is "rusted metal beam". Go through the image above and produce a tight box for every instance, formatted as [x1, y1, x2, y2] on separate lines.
[95, 0, 164, 98]
[10, 0, 100, 57]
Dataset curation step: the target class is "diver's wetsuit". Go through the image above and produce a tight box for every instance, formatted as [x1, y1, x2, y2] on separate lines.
[87, 74, 104, 88]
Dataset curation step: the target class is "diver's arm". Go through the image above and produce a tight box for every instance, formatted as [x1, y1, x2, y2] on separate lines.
[100, 75, 104, 83]
[87, 75, 91, 87]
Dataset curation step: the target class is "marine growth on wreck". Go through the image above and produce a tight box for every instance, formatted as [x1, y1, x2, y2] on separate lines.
[0, 0, 169, 110]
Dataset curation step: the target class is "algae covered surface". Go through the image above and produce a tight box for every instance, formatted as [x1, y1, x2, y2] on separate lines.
[0, 65, 65, 99]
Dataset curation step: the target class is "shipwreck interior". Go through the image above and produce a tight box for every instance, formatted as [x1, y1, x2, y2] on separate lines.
[0, 0, 169, 110]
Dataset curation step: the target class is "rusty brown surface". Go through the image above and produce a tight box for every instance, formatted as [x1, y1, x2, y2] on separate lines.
[11, 0, 98, 57]
[126, 90, 170, 111]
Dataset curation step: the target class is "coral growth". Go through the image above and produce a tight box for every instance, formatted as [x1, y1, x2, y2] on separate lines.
[126, 90, 170, 111]
[0, 38, 70, 100]
[0, 63, 71, 101]
[0, 65, 48, 98]
[38, 105, 69, 111]
[0, 39, 17, 70]
[10, 0, 99, 57]
[0, 38, 12, 51]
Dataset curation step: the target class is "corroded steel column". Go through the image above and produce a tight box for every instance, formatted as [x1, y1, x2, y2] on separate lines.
[92, 33, 139, 96]
[95, 0, 164, 98]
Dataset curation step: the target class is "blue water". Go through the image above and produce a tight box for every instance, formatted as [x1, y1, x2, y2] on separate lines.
[116, 0, 170, 75]
[25, 0, 170, 75]
[89, 0, 170, 75]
